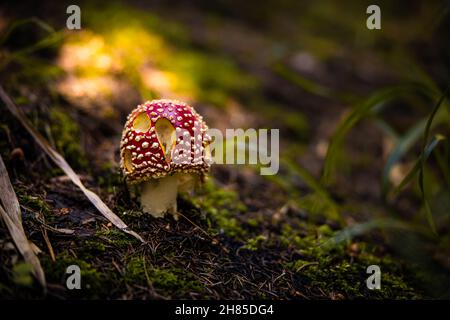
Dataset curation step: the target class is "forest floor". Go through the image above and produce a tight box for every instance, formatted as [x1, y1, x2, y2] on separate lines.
[0, 1, 449, 299]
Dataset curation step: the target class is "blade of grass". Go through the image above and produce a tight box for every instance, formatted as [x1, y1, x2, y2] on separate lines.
[221, 131, 341, 220]
[272, 62, 357, 103]
[282, 158, 340, 222]
[418, 86, 450, 234]
[0, 18, 55, 47]
[322, 83, 438, 185]
[0, 31, 65, 70]
[0, 155, 46, 287]
[0, 85, 144, 243]
[381, 118, 427, 196]
[322, 217, 431, 248]
[374, 118, 399, 140]
[0, 18, 62, 71]
[391, 134, 446, 197]
[422, 87, 450, 150]
[434, 144, 450, 189]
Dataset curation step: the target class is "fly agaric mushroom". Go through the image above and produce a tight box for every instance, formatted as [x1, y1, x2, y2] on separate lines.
[120, 99, 211, 218]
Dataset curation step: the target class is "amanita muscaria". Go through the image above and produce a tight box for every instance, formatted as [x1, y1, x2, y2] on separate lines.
[120, 99, 211, 218]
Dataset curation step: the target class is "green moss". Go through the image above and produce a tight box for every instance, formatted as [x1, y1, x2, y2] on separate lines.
[192, 181, 247, 238]
[317, 224, 334, 237]
[285, 252, 421, 299]
[12, 262, 33, 287]
[280, 223, 305, 248]
[41, 254, 109, 298]
[17, 192, 55, 223]
[151, 269, 180, 289]
[96, 229, 138, 249]
[246, 218, 260, 228]
[78, 240, 107, 260]
[124, 256, 148, 284]
[49, 108, 87, 169]
[241, 235, 267, 251]
[279, 222, 421, 299]
[125, 256, 203, 297]
[18, 194, 51, 215]
[284, 259, 314, 271]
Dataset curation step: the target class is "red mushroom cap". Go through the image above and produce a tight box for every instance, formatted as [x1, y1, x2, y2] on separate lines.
[120, 99, 211, 183]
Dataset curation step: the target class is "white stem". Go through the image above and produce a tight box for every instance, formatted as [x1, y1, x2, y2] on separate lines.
[140, 174, 179, 218]
[139, 173, 198, 218]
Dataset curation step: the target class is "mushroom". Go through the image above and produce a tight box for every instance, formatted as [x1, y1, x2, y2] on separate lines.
[120, 99, 211, 218]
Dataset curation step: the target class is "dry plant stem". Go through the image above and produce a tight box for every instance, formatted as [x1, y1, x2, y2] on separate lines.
[0, 85, 144, 243]
[0, 155, 46, 287]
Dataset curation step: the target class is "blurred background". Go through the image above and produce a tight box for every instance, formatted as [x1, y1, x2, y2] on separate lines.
[0, 0, 449, 299]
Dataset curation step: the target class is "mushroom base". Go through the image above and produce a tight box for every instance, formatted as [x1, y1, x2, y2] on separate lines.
[139, 173, 199, 218]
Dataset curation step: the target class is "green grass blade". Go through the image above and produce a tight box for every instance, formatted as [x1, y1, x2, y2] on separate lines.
[323, 217, 431, 247]
[392, 134, 446, 196]
[282, 158, 340, 221]
[322, 83, 432, 185]
[272, 62, 357, 103]
[322, 82, 449, 185]
[0, 20, 63, 70]
[421, 87, 449, 153]
[382, 118, 427, 196]
[419, 86, 449, 234]
[0, 17, 55, 47]
[374, 118, 399, 140]
[4, 31, 65, 65]
[434, 144, 450, 189]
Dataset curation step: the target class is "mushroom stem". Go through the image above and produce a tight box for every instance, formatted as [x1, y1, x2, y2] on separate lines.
[140, 174, 179, 218]
[139, 173, 199, 218]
